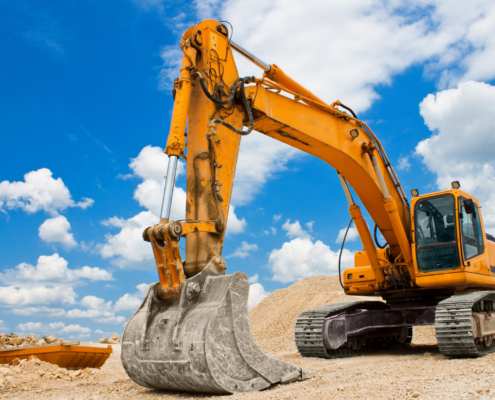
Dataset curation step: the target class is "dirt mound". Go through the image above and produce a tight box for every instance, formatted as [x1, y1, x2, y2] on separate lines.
[249, 274, 436, 353]
[0, 357, 100, 389]
[0, 334, 60, 349]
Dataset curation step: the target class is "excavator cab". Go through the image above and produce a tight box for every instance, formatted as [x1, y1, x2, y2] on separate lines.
[412, 189, 495, 290]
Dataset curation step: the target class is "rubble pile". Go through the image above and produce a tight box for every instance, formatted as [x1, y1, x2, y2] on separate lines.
[98, 333, 122, 345]
[0, 356, 99, 389]
[0, 334, 60, 349]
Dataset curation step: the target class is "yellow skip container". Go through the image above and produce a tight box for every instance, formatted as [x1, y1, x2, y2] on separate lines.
[0, 342, 112, 369]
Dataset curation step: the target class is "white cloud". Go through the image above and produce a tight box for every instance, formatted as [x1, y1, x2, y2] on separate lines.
[233, 134, 302, 206]
[0, 254, 113, 306]
[226, 241, 258, 259]
[73, 266, 113, 281]
[114, 283, 150, 312]
[129, 145, 186, 219]
[226, 205, 246, 234]
[335, 227, 359, 244]
[17, 321, 91, 335]
[0, 286, 78, 307]
[11, 307, 66, 317]
[215, 1, 495, 111]
[0, 168, 93, 215]
[268, 237, 354, 283]
[39, 215, 77, 249]
[66, 309, 125, 324]
[416, 81, 495, 232]
[248, 274, 259, 284]
[248, 282, 270, 310]
[273, 215, 282, 222]
[129, 145, 185, 182]
[282, 219, 312, 240]
[99, 211, 156, 268]
[114, 294, 143, 312]
[397, 157, 411, 171]
[81, 295, 111, 310]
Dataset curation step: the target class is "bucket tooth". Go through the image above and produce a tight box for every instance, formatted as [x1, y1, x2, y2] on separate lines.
[121, 264, 310, 393]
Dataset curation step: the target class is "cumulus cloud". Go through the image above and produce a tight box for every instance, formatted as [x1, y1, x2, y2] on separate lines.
[226, 241, 258, 259]
[267, 237, 354, 283]
[0, 168, 93, 215]
[114, 283, 151, 312]
[282, 220, 312, 240]
[227, 205, 246, 234]
[39, 215, 77, 249]
[66, 309, 125, 324]
[11, 307, 66, 317]
[81, 295, 111, 310]
[248, 282, 270, 310]
[17, 321, 91, 335]
[232, 134, 302, 206]
[0, 254, 113, 306]
[335, 227, 359, 244]
[416, 81, 495, 232]
[99, 211, 156, 268]
[397, 157, 411, 171]
[212, 1, 495, 110]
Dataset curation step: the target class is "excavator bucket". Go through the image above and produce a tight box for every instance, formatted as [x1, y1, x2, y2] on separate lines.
[121, 263, 311, 393]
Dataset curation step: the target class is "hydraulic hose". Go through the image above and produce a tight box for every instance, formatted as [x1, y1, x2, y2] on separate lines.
[374, 223, 387, 249]
[338, 218, 353, 290]
[212, 79, 254, 136]
[197, 75, 242, 106]
[338, 102, 357, 119]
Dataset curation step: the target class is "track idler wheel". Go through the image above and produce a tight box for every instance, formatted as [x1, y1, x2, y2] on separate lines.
[121, 262, 312, 393]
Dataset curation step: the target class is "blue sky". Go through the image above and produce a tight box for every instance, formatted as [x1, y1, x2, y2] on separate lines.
[1, 0, 495, 340]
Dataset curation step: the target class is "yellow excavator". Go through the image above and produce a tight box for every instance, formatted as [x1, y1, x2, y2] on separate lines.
[121, 19, 495, 394]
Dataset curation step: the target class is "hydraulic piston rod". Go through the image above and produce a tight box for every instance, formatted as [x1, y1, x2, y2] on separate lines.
[160, 155, 179, 221]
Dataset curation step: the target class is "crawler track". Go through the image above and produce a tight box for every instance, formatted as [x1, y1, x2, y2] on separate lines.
[295, 301, 406, 359]
[435, 291, 495, 358]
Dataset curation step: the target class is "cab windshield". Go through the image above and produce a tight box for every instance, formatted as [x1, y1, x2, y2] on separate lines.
[415, 195, 460, 272]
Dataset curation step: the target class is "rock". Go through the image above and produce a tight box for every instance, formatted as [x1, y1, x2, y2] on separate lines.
[11, 358, 21, 366]
[0, 367, 12, 375]
[27, 334, 38, 341]
[9, 337, 22, 346]
[45, 336, 57, 344]
[98, 337, 109, 344]
[55, 367, 68, 376]
[35, 339, 45, 346]
[0, 377, 4, 387]
[28, 355, 40, 362]
[108, 339, 118, 344]
[412, 393, 421, 398]
[111, 333, 120, 341]
[37, 370, 45, 377]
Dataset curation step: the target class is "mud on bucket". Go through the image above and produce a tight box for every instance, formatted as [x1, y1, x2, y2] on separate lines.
[121, 264, 312, 393]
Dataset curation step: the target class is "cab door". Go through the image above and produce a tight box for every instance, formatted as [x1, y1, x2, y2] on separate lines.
[459, 197, 485, 264]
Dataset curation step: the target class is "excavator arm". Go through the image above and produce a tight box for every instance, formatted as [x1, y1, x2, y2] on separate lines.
[122, 19, 418, 393]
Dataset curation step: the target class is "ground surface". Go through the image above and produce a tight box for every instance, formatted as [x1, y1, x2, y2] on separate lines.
[1, 275, 493, 400]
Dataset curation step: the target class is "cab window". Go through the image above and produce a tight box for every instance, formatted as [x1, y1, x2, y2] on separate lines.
[415, 195, 460, 272]
[460, 199, 484, 260]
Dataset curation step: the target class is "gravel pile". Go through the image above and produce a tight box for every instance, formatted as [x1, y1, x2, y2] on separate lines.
[0, 333, 60, 349]
[249, 274, 437, 353]
[0, 357, 100, 389]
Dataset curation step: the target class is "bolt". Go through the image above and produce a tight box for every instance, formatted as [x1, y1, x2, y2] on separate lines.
[186, 282, 201, 299]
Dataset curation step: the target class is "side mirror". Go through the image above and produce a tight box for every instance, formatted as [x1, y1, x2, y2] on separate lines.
[463, 199, 476, 215]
